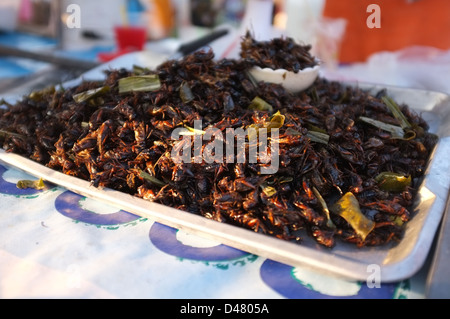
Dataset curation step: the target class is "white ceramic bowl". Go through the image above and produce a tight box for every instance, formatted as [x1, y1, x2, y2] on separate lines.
[248, 62, 320, 93]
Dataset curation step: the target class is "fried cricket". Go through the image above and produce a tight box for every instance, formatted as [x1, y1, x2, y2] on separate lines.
[0, 36, 437, 248]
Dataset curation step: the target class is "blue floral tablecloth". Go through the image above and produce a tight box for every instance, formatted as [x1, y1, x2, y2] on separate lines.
[0, 163, 425, 299]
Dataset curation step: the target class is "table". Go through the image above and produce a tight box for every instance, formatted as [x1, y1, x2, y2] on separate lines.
[1, 31, 447, 300]
[0, 163, 427, 299]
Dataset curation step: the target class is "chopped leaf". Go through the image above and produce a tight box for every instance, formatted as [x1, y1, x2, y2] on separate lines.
[132, 65, 151, 75]
[139, 170, 167, 187]
[390, 216, 405, 227]
[359, 116, 414, 140]
[260, 184, 277, 197]
[73, 86, 110, 103]
[118, 75, 161, 94]
[16, 178, 46, 190]
[382, 95, 427, 138]
[307, 124, 327, 134]
[331, 192, 375, 241]
[0, 129, 25, 140]
[374, 172, 411, 192]
[0, 98, 13, 107]
[247, 111, 285, 140]
[266, 111, 285, 130]
[286, 127, 330, 145]
[307, 130, 330, 145]
[178, 125, 206, 136]
[382, 96, 412, 130]
[278, 176, 293, 184]
[248, 96, 273, 112]
[285, 128, 302, 136]
[312, 187, 335, 229]
[29, 86, 56, 102]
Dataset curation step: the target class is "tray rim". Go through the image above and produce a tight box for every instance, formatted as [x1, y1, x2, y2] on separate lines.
[0, 136, 447, 283]
[1, 52, 449, 283]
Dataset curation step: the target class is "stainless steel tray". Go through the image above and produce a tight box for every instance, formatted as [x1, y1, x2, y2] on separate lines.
[1, 52, 449, 283]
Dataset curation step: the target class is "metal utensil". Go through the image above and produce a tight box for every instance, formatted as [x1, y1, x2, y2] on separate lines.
[0, 28, 229, 71]
[0, 45, 100, 71]
[170, 28, 228, 59]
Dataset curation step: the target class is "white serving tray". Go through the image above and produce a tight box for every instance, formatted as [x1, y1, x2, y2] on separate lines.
[1, 52, 449, 283]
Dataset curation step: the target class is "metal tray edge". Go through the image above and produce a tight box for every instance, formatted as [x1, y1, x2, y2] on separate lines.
[1, 52, 449, 282]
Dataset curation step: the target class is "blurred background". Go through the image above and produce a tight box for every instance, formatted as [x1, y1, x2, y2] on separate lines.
[0, 0, 449, 96]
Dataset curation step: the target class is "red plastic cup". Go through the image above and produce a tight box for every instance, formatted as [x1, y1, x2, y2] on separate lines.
[114, 25, 147, 51]
[97, 26, 147, 62]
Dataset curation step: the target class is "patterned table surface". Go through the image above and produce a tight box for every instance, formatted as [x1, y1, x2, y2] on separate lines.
[0, 163, 427, 299]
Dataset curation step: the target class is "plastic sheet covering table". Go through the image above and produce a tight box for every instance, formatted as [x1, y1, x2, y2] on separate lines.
[0, 163, 426, 299]
[0, 50, 433, 299]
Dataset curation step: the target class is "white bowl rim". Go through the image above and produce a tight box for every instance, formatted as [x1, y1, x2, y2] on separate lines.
[251, 63, 321, 75]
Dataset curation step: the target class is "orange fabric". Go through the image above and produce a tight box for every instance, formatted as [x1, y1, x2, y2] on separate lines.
[323, 0, 450, 63]
[152, 0, 175, 31]
[146, 0, 175, 39]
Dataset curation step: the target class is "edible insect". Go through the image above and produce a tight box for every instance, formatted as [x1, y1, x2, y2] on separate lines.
[0, 35, 437, 249]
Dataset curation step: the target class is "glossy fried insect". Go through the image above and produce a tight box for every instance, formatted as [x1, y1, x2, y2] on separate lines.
[240, 31, 318, 72]
[0, 34, 437, 249]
